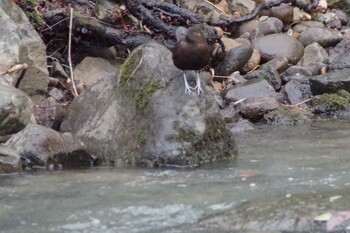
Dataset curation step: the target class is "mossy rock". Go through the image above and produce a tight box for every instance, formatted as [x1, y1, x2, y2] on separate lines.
[264, 107, 312, 126]
[311, 90, 350, 114]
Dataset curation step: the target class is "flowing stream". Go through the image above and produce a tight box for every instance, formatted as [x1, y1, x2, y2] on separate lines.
[1, 118, 350, 233]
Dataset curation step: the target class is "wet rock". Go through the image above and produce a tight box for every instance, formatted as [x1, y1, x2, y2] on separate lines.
[0, 145, 21, 174]
[61, 43, 236, 167]
[0, 84, 33, 136]
[5, 124, 91, 169]
[74, 57, 120, 88]
[225, 78, 277, 102]
[220, 106, 240, 123]
[0, 0, 48, 103]
[284, 79, 312, 107]
[240, 97, 280, 121]
[298, 27, 343, 47]
[264, 107, 312, 125]
[258, 17, 284, 35]
[298, 43, 329, 66]
[245, 66, 282, 90]
[216, 44, 253, 76]
[33, 97, 66, 130]
[228, 119, 254, 133]
[260, 56, 289, 73]
[253, 34, 304, 64]
[259, 3, 294, 24]
[310, 69, 350, 95]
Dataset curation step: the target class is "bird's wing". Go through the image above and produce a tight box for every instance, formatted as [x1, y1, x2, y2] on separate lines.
[175, 26, 188, 41]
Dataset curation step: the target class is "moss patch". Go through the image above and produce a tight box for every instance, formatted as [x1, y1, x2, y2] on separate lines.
[312, 90, 350, 114]
[135, 82, 161, 111]
[264, 107, 311, 126]
[177, 116, 236, 167]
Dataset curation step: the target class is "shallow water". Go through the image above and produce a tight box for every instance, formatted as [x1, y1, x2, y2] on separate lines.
[1, 118, 350, 233]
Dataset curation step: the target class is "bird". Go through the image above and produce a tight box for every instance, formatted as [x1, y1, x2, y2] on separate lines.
[172, 25, 211, 95]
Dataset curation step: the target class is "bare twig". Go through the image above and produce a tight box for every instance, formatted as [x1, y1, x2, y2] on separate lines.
[294, 98, 312, 106]
[68, 6, 79, 97]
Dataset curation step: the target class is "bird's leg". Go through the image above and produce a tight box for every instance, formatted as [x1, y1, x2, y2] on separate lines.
[183, 72, 194, 94]
[193, 71, 204, 95]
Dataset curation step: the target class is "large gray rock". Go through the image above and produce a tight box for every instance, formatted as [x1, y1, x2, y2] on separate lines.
[298, 27, 342, 47]
[225, 78, 277, 102]
[0, 84, 33, 136]
[0, 145, 21, 173]
[5, 124, 91, 168]
[61, 43, 236, 167]
[0, 0, 48, 103]
[253, 34, 304, 64]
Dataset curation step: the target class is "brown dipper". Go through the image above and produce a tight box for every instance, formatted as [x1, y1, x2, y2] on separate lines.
[172, 25, 211, 95]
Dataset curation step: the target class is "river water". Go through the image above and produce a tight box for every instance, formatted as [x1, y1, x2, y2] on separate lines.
[1, 118, 350, 233]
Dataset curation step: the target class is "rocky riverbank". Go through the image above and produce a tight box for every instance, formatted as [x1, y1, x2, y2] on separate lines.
[1, 0, 350, 173]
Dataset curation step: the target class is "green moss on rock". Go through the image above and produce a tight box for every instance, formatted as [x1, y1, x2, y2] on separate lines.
[177, 116, 236, 167]
[118, 48, 143, 86]
[135, 82, 161, 111]
[312, 90, 350, 114]
[264, 107, 311, 126]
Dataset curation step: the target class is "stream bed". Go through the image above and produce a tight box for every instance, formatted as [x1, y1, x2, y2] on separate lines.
[1, 118, 350, 233]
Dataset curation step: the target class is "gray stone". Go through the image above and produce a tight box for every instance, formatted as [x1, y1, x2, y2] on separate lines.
[216, 44, 253, 76]
[240, 97, 280, 121]
[33, 97, 66, 130]
[253, 34, 304, 64]
[245, 66, 282, 90]
[298, 27, 342, 47]
[0, 145, 21, 174]
[284, 79, 311, 107]
[258, 17, 284, 35]
[61, 43, 236, 167]
[298, 43, 329, 66]
[0, 84, 33, 136]
[0, 0, 49, 103]
[225, 78, 277, 102]
[260, 56, 289, 73]
[5, 124, 90, 168]
[74, 57, 120, 88]
[228, 119, 254, 133]
[310, 69, 350, 94]
[329, 53, 350, 70]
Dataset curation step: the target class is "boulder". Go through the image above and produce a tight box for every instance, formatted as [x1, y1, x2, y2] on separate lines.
[0, 0, 49, 103]
[0, 84, 33, 136]
[61, 43, 236, 167]
[5, 124, 91, 169]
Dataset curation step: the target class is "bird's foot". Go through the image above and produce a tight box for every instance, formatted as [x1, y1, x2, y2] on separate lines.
[192, 73, 203, 95]
[183, 73, 194, 94]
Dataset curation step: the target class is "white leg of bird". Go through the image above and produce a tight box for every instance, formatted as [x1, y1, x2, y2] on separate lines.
[194, 71, 204, 95]
[183, 72, 194, 94]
